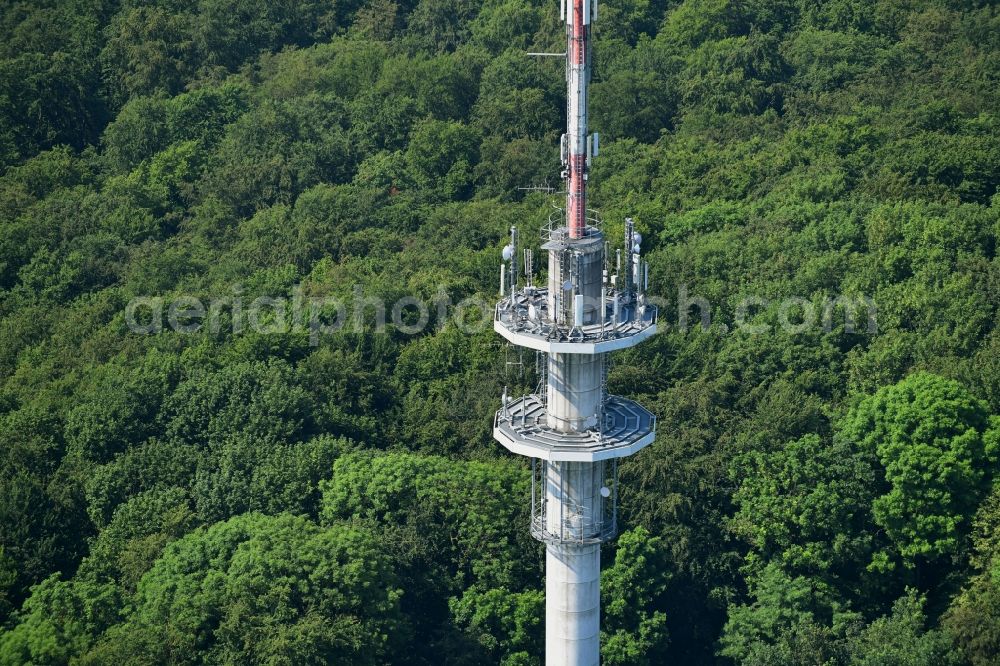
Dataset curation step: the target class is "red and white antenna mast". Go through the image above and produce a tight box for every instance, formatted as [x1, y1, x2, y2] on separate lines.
[563, 0, 596, 238]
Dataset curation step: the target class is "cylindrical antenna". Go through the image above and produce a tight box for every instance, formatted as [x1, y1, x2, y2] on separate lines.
[600, 285, 606, 335]
[624, 218, 635, 293]
[510, 226, 519, 293]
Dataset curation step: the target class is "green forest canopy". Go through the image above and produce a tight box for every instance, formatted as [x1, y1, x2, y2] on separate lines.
[1, 0, 999, 664]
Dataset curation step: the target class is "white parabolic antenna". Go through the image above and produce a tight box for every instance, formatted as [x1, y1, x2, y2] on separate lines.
[600, 486, 611, 498]
[502, 244, 514, 261]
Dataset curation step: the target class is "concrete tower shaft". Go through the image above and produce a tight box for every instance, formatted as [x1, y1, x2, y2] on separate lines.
[544, 460, 604, 666]
[545, 234, 603, 327]
[547, 543, 601, 666]
[546, 352, 602, 432]
[545, 234, 605, 434]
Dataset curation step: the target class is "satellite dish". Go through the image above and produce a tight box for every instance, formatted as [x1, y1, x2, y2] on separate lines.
[600, 486, 611, 498]
[562, 280, 574, 291]
[633, 243, 641, 254]
[502, 245, 514, 261]
[634, 232, 642, 246]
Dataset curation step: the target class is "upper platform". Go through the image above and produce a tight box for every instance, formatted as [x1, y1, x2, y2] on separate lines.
[494, 286, 657, 354]
[494, 393, 656, 462]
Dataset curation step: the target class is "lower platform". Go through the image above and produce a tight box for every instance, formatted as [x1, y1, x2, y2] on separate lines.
[494, 393, 656, 462]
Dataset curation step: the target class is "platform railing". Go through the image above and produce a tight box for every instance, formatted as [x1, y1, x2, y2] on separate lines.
[542, 208, 603, 242]
[495, 289, 657, 342]
[529, 457, 619, 545]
